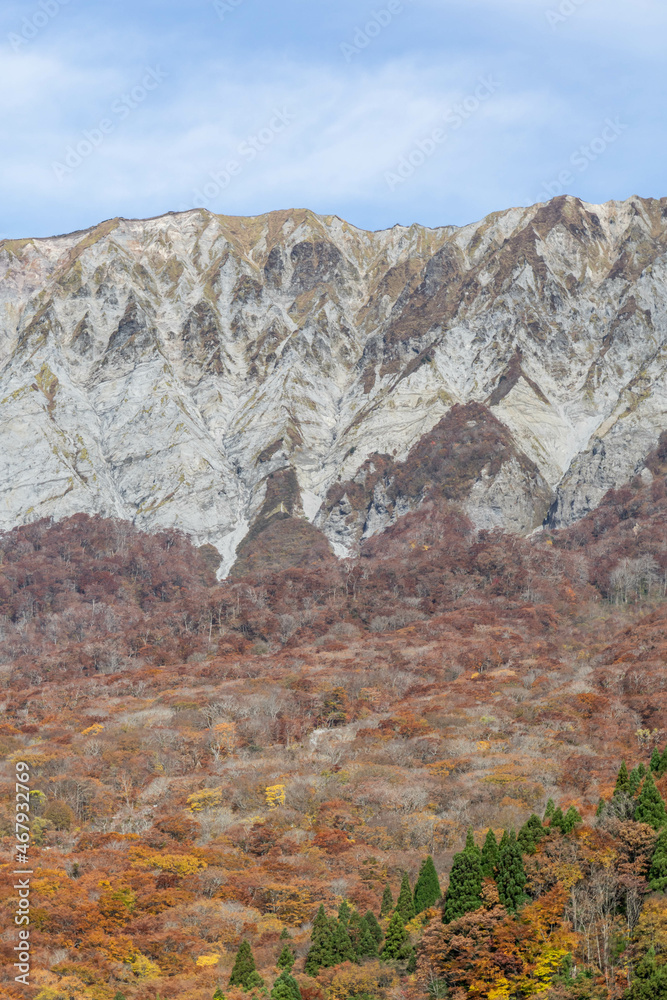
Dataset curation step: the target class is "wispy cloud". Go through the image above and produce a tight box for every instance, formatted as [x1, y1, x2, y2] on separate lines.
[0, 0, 663, 237]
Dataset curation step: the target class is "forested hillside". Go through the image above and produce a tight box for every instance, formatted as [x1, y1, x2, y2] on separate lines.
[1, 435, 667, 1000]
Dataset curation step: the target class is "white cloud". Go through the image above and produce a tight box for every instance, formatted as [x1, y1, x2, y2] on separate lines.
[0, 0, 663, 236]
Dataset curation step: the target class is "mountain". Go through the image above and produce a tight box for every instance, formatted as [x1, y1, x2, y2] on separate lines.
[1, 195, 666, 574]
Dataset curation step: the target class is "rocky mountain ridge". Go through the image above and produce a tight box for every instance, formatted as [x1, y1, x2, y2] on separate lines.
[1, 195, 666, 574]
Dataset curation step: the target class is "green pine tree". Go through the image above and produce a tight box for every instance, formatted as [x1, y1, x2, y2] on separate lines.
[464, 826, 481, 857]
[596, 797, 605, 817]
[229, 940, 264, 990]
[349, 912, 378, 959]
[271, 971, 302, 1000]
[550, 807, 565, 832]
[626, 948, 667, 1000]
[380, 883, 394, 918]
[635, 773, 667, 830]
[517, 814, 546, 854]
[649, 827, 667, 892]
[304, 905, 336, 976]
[277, 944, 295, 972]
[279, 927, 291, 940]
[381, 911, 412, 962]
[543, 799, 556, 821]
[443, 837, 483, 923]
[629, 766, 644, 797]
[394, 871, 416, 923]
[496, 830, 527, 913]
[561, 806, 583, 835]
[480, 828, 499, 877]
[414, 855, 441, 913]
[660, 746, 667, 777]
[337, 899, 351, 926]
[331, 917, 356, 964]
[652, 748, 663, 773]
[213, 990, 226, 1000]
[348, 911, 363, 953]
[499, 829, 510, 850]
[614, 761, 630, 796]
[364, 910, 383, 945]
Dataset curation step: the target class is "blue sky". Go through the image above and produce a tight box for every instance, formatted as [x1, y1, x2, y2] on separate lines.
[1, 0, 665, 239]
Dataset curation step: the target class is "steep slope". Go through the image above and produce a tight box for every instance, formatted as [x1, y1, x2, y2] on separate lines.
[1, 195, 666, 572]
[317, 402, 553, 555]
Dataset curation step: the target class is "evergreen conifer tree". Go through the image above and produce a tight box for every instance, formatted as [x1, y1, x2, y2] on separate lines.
[465, 826, 481, 857]
[596, 798, 605, 817]
[364, 910, 383, 945]
[280, 927, 291, 940]
[229, 941, 264, 990]
[543, 799, 556, 821]
[360, 916, 379, 958]
[636, 773, 667, 830]
[652, 748, 663, 773]
[394, 871, 416, 923]
[414, 855, 441, 913]
[614, 761, 630, 796]
[496, 830, 527, 913]
[660, 746, 667, 777]
[562, 806, 583, 835]
[550, 807, 565, 831]
[380, 883, 394, 918]
[349, 912, 378, 959]
[271, 971, 301, 1000]
[517, 815, 546, 854]
[499, 829, 510, 850]
[626, 947, 667, 1000]
[443, 836, 483, 922]
[649, 827, 667, 892]
[337, 899, 351, 926]
[304, 906, 336, 976]
[629, 766, 644, 797]
[480, 828, 499, 877]
[331, 917, 356, 964]
[381, 911, 412, 961]
[277, 944, 295, 972]
[213, 990, 226, 1000]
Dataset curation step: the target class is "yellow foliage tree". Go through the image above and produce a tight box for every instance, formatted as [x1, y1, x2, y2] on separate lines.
[212, 721, 239, 758]
[131, 847, 207, 876]
[196, 953, 221, 967]
[187, 787, 224, 812]
[34, 976, 94, 1000]
[129, 952, 162, 979]
[260, 883, 314, 925]
[266, 784, 286, 809]
[325, 960, 396, 1000]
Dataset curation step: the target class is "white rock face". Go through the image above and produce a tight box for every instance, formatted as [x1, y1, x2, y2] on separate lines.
[0, 196, 666, 573]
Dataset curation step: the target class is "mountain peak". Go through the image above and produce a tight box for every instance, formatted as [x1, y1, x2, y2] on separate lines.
[1, 196, 665, 574]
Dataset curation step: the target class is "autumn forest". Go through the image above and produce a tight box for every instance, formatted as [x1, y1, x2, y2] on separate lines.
[2, 431, 667, 1000]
